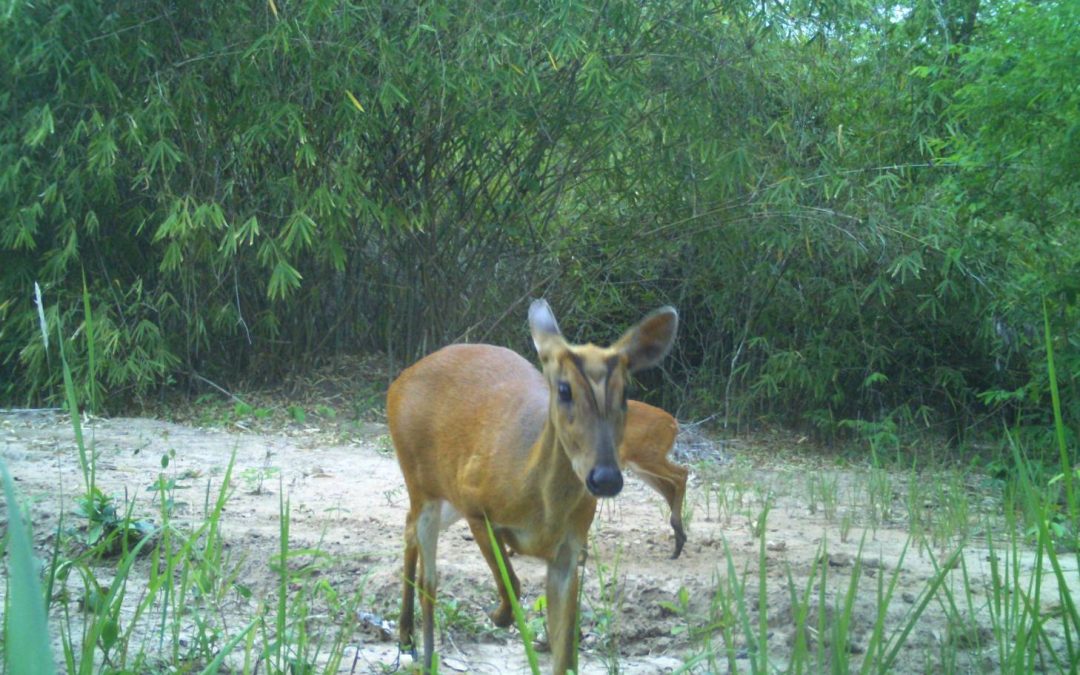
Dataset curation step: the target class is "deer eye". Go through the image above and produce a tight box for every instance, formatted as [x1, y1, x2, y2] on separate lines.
[557, 381, 572, 403]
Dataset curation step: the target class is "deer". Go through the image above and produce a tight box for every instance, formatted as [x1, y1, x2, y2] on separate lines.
[622, 400, 688, 559]
[387, 299, 677, 674]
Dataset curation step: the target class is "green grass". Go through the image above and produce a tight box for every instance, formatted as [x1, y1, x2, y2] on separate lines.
[588, 543, 625, 673]
[36, 443, 366, 675]
[667, 362, 1078, 672]
[672, 528, 976, 673]
[807, 472, 839, 522]
[485, 519, 541, 674]
[6, 295, 1075, 674]
[2, 302, 370, 675]
[701, 456, 754, 527]
[2, 460, 57, 675]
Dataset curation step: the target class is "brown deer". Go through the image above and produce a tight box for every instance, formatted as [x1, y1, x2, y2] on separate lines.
[622, 400, 688, 559]
[387, 300, 677, 673]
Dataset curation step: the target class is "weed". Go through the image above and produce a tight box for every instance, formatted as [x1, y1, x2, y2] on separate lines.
[238, 447, 280, 494]
[239, 465, 281, 495]
[437, 597, 492, 644]
[928, 471, 972, 554]
[867, 466, 894, 530]
[659, 586, 693, 637]
[807, 472, 839, 521]
[375, 434, 395, 456]
[382, 484, 405, 507]
[589, 544, 625, 672]
[71, 486, 153, 553]
[904, 468, 927, 542]
[839, 510, 855, 544]
[233, 400, 273, 420]
[749, 487, 773, 539]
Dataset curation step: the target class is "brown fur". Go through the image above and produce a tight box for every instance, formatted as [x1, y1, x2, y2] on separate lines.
[622, 400, 688, 558]
[387, 301, 677, 674]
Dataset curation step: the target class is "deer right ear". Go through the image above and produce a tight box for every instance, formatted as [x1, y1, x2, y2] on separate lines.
[614, 306, 678, 373]
[529, 299, 564, 360]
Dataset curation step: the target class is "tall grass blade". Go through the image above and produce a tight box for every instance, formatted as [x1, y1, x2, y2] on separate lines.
[57, 321, 91, 493]
[276, 481, 290, 671]
[2, 460, 58, 675]
[757, 511, 769, 673]
[859, 537, 911, 674]
[1007, 429, 1080, 658]
[784, 542, 824, 674]
[1042, 298, 1077, 551]
[830, 533, 867, 674]
[198, 618, 259, 675]
[81, 270, 100, 414]
[720, 536, 761, 673]
[484, 518, 541, 675]
[878, 545, 964, 671]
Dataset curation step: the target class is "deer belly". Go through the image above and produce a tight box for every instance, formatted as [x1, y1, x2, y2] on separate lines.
[500, 526, 566, 559]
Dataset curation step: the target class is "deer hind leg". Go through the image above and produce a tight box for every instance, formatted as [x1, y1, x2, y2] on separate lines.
[415, 501, 443, 672]
[667, 462, 689, 558]
[399, 507, 421, 655]
[628, 460, 690, 558]
[467, 518, 521, 628]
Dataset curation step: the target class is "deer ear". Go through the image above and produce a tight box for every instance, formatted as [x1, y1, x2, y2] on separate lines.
[529, 299, 564, 360]
[614, 306, 678, 373]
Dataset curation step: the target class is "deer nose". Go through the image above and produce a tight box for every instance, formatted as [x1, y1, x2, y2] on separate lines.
[586, 464, 623, 497]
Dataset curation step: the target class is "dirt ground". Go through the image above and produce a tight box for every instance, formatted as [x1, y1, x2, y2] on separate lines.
[2, 407, 1077, 673]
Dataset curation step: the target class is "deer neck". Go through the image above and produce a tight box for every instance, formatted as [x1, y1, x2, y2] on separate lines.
[528, 419, 593, 524]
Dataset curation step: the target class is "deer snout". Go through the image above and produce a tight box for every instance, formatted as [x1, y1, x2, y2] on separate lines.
[586, 464, 623, 497]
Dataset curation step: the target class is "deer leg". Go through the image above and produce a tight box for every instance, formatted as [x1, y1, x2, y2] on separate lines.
[629, 460, 689, 558]
[415, 501, 442, 672]
[399, 508, 420, 655]
[467, 519, 521, 628]
[668, 462, 689, 558]
[546, 539, 582, 675]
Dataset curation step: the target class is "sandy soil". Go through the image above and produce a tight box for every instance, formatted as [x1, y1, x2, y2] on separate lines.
[2, 408, 1077, 673]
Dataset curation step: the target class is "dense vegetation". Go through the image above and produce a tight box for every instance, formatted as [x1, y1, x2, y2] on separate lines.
[3, 3, 1080, 669]
[2, 0, 1076, 453]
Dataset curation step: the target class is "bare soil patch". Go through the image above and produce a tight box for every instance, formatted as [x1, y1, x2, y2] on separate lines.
[2, 408, 1076, 673]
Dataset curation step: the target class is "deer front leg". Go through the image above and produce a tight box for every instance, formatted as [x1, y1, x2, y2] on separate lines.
[546, 539, 582, 675]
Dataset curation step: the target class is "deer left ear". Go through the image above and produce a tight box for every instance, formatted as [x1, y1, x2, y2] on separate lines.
[614, 306, 678, 373]
[529, 299, 565, 361]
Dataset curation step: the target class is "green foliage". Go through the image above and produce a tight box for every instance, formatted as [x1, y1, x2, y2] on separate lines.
[1, 0, 708, 404]
[0, 0, 1075, 454]
[936, 0, 1080, 446]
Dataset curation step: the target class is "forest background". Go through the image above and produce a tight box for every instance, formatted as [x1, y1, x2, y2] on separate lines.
[2, 0, 1077, 461]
